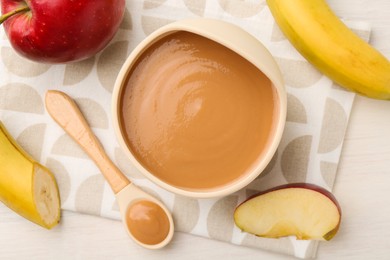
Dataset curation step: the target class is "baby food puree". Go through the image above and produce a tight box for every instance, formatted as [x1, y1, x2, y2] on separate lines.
[120, 31, 278, 190]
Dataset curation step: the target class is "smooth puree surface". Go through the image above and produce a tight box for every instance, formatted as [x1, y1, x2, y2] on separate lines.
[120, 31, 278, 190]
[126, 200, 170, 245]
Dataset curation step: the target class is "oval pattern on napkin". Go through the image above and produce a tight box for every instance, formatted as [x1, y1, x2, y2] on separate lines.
[141, 16, 174, 35]
[275, 58, 323, 88]
[321, 161, 338, 188]
[247, 150, 279, 190]
[218, 0, 266, 18]
[173, 195, 200, 233]
[46, 158, 72, 204]
[0, 83, 44, 114]
[281, 135, 312, 183]
[63, 57, 95, 86]
[51, 134, 89, 158]
[120, 8, 133, 30]
[143, 0, 167, 9]
[114, 148, 146, 179]
[271, 23, 286, 42]
[318, 98, 348, 153]
[75, 174, 105, 215]
[97, 41, 129, 93]
[1, 47, 51, 77]
[75, 98, 108, 129]
[16, 124, 46, 161]
[207, 195, 238, 242]
[137, 185, 162, 201]
[183, 0, 207, 16]
[287, 94, 307, 123]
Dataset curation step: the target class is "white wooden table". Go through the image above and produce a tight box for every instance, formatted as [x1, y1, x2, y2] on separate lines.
[1, 1, 390, 259]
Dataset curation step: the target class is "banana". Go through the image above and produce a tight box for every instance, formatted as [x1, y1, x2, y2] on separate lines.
[0, 121, 60, 229]
[267, 0, 390, 100]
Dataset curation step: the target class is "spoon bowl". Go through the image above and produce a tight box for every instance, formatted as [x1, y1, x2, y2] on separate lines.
[116, 183, 174, 249]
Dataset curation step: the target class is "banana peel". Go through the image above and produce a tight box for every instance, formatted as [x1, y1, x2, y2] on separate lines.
[0, 121, 60, 229]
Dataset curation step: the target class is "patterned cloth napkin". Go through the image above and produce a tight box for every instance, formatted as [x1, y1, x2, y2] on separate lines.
[0, 1, 371, 258]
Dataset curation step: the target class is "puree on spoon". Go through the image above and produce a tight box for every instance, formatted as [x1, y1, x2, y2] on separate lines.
[126, 200, 170, 246]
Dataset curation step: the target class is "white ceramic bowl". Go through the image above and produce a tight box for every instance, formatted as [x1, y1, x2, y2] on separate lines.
[112, 18, 286, 198]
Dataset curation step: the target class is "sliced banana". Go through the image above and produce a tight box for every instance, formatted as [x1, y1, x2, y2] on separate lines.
[0, 122, 60, 229]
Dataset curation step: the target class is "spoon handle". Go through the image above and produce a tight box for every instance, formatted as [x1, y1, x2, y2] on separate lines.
[45, 90, 130, 194]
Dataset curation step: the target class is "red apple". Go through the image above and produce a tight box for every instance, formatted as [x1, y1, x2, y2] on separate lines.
[0, 0, 125, 63]
[234, 183, 342, 241]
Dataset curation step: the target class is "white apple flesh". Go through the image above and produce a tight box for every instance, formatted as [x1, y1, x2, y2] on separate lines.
[234, 183, 341, 241]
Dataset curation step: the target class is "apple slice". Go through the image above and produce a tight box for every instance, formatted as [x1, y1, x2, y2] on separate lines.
[234, 183, 341, 241]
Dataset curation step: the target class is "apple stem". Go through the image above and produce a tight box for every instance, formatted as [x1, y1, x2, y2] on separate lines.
[0, 5, 30, 25]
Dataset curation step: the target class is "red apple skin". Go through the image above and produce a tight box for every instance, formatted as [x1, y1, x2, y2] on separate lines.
[236, 183, 342, 240]
[1, 0, 125, 63]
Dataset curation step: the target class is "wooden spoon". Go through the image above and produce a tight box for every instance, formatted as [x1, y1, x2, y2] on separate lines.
[45, 90, 174, 249]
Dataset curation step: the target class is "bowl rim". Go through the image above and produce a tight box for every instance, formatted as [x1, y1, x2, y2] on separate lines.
[111, 18, 287, 198]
